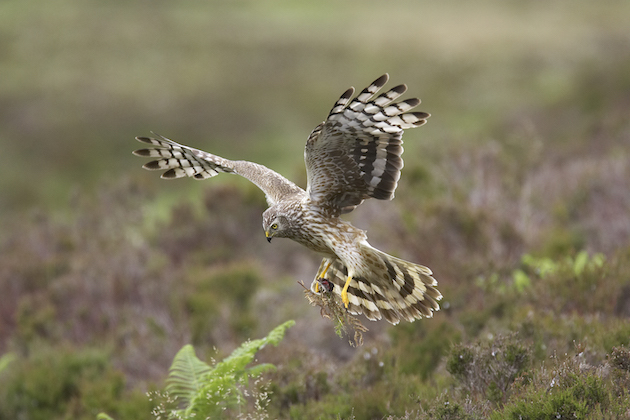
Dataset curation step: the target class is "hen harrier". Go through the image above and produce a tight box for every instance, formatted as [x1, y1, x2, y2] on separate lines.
[133, 74, 441, 324]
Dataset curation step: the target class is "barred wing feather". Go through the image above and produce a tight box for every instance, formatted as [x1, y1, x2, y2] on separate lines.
[304, 74, 429, 215]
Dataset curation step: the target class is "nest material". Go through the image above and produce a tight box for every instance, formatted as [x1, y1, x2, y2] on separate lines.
[300, 280, 368, 347]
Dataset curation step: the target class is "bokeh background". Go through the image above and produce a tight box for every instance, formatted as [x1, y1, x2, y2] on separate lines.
[1, 0, 630, 418]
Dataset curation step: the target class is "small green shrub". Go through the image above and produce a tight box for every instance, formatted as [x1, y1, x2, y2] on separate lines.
[392, 321, 462, 379]
[0, 346, 151, 420]
[446, 335, 530, 405]
[428, 401, 475, 420]
[609, 346, 630, 372]
[608, 346, 630, 399]
[518, 251, 612, 315]
[493, 357, 616, 420]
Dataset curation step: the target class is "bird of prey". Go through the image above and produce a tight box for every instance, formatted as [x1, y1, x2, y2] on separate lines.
[133, 74, 441, 324]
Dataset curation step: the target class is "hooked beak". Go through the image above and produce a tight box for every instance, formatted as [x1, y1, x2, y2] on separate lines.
[265, 231, 272, 243]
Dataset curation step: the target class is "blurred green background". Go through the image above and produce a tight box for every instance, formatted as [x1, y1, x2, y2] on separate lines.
[1, 0, 630, 419]
[3, 0, 628, 216]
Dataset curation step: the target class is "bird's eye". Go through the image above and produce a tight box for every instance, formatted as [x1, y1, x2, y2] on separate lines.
[271, 223, 278, 230]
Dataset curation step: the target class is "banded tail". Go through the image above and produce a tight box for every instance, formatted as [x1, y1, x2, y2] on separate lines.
[311, 246, 441, 325]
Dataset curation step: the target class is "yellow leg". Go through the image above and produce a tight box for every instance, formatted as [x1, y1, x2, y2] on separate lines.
[315, 261, 332, 293]
[341, 275, 352, 308]
[320, 261, 332, 277]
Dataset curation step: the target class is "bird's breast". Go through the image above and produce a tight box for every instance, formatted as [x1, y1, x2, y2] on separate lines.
[296, 207, 366, 260]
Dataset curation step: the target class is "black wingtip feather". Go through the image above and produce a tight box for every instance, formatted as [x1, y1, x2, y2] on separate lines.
[142, 161, 162, 170]
[133, 149, 151, 157]
[373, 74, 389, 87]
[404, 98, 421, 107]
[412, 111, 430, 120]
[340, 87, 354, 99]
[391, 84, 407, 95]
[162, 169, 178, 179]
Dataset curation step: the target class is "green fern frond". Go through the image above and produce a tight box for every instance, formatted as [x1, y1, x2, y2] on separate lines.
[163, 320, 294, 419]
[264, 320, 295, 346]
[215, 320, 295, 378]
[246, 362, 277, 378]
[165, 345, 212, 403]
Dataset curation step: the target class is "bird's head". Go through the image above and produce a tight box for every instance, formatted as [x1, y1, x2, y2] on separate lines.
[262, 208, 291, 243]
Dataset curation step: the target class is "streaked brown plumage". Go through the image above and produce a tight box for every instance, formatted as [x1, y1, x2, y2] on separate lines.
[133, 74, 441, 324]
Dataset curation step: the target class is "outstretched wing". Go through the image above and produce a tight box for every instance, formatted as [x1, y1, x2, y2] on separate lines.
[305, 74, 429, 215]
[133, 134, 304, 206]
